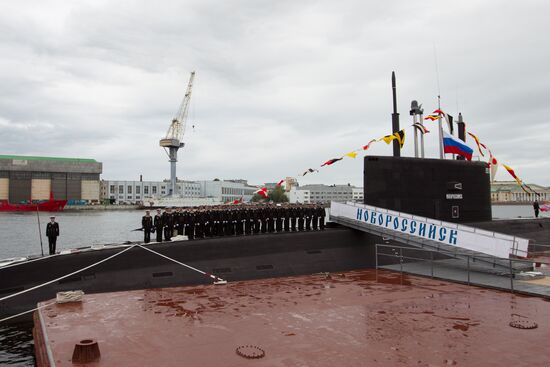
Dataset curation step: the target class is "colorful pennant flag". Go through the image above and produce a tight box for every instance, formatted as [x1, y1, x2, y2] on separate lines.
[424, 114, 441, 121]
[412, 123, 429, 134]
[488, 149, 498, 182]
[443, 131, 473, 160]
[255, 187, 269, 198]
[379, 129, 405, 148]
[502, 164, 532, 194]
[395, 129, 405, 148]
[276, 179, 284, 186]
[434, 109, 454, 134]
[321, 158, 343, 167]
[467, 132, 487, 157]
[302, 168, 318, 176]
[345, 151, 358, 159]
[362, 139, 377, 150]
[522, 183, 539, 196]
[502, 164, 523, 186]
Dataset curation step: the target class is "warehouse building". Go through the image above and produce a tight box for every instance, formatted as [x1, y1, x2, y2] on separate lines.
[289, 184, 363, 204]
[100, 178, 258, 204]
[0, 155, 102, 204]
[100, 179, 202, 204]
[491, 181, 550, 203]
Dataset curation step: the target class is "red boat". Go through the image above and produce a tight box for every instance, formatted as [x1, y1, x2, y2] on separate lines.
[0, 193, 67, 212]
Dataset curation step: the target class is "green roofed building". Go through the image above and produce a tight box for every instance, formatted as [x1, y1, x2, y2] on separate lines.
[491, 181, 550, 203]
[0, 154, 103, 204]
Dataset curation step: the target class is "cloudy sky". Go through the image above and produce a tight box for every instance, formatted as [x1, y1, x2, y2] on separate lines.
[1, 0, 549, 187]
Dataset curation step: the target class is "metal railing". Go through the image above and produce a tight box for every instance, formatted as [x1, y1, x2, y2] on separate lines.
[375, 243, 550, 295]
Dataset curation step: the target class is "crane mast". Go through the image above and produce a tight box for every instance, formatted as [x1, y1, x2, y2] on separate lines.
[160, 71, 195, 196]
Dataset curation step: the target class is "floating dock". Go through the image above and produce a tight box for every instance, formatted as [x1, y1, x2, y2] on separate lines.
[33, 269, 549, 366]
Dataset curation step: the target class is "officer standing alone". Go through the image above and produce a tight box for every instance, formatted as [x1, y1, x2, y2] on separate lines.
[46, 216, 59, 255]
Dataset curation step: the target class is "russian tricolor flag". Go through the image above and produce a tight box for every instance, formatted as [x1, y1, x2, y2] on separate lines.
[443, 131, 473, 161]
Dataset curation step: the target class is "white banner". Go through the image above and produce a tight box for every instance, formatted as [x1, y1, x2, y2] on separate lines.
[330, 201, 529, 259]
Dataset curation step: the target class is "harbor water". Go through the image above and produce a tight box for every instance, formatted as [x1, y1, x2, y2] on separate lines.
[0, 204, 542, 366]
[0, 205, 540, 260]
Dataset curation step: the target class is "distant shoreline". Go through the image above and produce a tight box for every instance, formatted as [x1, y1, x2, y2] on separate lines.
[492, 202, 534, 206]
[64, 204, 140, 211]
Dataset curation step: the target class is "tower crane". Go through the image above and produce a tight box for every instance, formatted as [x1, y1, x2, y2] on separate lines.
[160, 71, 195, 196]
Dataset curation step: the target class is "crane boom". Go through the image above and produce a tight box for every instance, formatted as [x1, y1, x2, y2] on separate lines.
[163, 71, 195, 141]
[159, 71, 196, 196]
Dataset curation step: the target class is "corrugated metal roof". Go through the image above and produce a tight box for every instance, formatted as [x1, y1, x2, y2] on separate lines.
[0, 155, 97, 163]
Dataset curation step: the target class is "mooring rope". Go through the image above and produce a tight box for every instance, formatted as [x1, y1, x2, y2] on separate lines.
[0, 242, 228, 323]
[0, 244, 137, 303]
[0, 301, 56, 323]
[136, 244, 227, 283]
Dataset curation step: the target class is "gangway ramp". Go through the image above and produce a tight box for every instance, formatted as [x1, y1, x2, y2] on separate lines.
[330, 202, 532, 273]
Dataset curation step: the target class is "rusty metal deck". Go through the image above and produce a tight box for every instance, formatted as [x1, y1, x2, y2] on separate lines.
[35, 269, 550, 366]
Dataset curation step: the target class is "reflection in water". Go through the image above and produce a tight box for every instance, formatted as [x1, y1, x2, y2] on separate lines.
[0, 322, 35, 366]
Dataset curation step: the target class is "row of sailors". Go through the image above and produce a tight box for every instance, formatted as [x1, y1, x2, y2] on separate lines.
[141, 204, 327, 243]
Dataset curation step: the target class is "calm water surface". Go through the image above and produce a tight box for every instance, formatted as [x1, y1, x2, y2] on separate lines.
[0, 205, 543, 366]
[0, 210, 144, 259]
[0, 210, 145, 366]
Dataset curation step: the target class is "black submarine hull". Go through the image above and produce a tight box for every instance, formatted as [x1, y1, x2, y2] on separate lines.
[0, 227, 376, 321]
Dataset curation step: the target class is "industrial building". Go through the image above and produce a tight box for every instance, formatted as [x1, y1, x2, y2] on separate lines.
[491, 181, 550, 203]
[100, 179, 202, 204]
[289, 184, 363, 204]
[197, 179, 258, 203]
[0, 155, 102, 203]
[100, 178, 258, 204]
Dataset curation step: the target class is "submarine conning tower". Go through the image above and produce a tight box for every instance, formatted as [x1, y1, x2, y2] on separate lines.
[363, 72, 491, 223]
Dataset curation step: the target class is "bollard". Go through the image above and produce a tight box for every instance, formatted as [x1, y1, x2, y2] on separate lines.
[72, 339, 100, 364]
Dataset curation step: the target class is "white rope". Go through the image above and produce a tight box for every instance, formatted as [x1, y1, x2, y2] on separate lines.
[0, 301, 56, 323]
[0, 245, 137, 303]
[0, 243, 227, 324]
[136, 244, 226, 283]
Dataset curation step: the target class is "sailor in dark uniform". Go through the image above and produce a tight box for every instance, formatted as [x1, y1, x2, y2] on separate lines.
[216, 209, 224, 236]
[162, 208, 174, 241]
[267, 206, 274, 233]
[252, 208, 261, 234]
[174, 208, 183, 236]
[297, 206, 305, 231]
[275, 207, 282, 232]
[290, 205, 297, 232]
[244, 207, 253, 235]
[318, 206, 326, 230]
[186, 210, 195, 240]
[195, 208, 204, 238]
[312, 206, 319, 231]
[283, 206, 290, 232]
[46, 216, 59, 255]
[234, 208, 241, 235]
[142, 210, 153, 243]
[204, 208, 213, 237]
[305, 206, 312, 231]
[261, 207, 268, 233]
[154, 209, 163, 242]
[210, 209, 218, 236]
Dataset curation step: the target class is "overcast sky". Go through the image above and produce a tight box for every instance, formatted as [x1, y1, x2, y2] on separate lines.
[1, 0, 549, 187]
